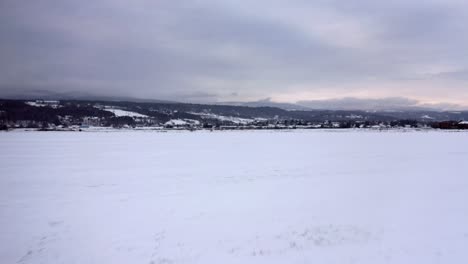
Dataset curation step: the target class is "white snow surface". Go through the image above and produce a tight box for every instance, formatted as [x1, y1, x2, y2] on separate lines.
[25, 101, 42, 107]
[165, 119, 188, 126]
[103, 108, 148, 118]
[164, 119, 201, 126]
[189, 112, 254, 124]
[1, 130, 468, 264]
[25, 101, 60, 108]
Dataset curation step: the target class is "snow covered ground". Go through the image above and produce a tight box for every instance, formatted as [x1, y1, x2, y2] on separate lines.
[189, 112, 255, 124]
[103, 108, 148, 118]
[1, 130, 468, 264]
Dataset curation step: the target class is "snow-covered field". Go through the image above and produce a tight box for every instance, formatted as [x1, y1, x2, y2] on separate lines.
[103, 108, 148, 118]
[1, 130, 468, 264]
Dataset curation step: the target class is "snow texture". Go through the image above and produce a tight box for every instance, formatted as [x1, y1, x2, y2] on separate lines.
[103, 108, 148, 118]
[1, 130, 468, 264]
[165, 119, 188, 126]
[189, 112, 254, 124]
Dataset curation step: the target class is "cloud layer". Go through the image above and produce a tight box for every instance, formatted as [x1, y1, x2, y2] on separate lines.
[1, 0, 468, 106]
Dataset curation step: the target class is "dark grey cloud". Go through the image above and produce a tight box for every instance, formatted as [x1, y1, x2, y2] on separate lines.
[0, 0, 467, 107]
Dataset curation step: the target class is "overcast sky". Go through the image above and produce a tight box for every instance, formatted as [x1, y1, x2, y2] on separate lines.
[1, 0, 468, 107]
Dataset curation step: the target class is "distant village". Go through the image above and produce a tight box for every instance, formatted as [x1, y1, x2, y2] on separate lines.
[1, 99, 468, 131]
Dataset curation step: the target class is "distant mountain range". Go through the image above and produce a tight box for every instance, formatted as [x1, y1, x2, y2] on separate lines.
[218, 97, 466, 112]
[3, 89, 466, 112]
[2, 98, 468, 124]
[216, 99, 313, 111]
